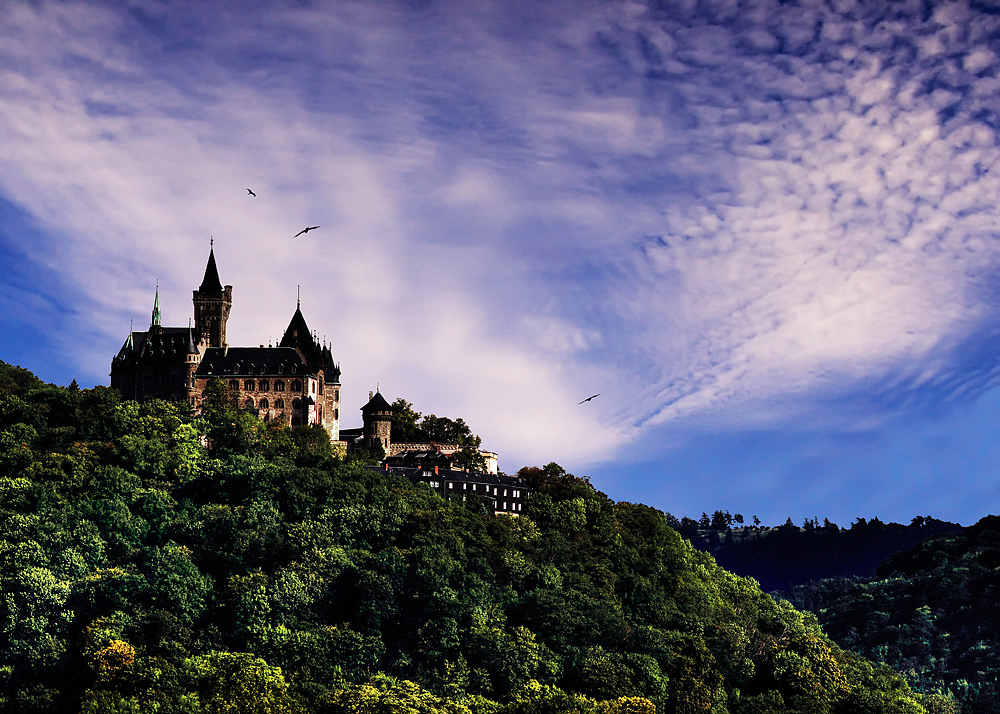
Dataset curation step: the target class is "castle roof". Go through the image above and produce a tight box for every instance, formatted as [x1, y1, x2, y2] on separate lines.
[196, 346, 311, 377]
[198, 248, 224, 292]
[114, 327, 195, 366]
[361, 391, 392, 414]
[279, 306, 340, 383]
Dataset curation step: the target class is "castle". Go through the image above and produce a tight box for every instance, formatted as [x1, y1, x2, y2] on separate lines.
[111, 246, 343, 441]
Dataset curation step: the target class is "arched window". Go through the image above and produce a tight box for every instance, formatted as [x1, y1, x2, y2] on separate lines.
[275, 380, 285, 391]
[259, 398, 269, 410]
[244, 380, 255, 391]
[258, 379, 269, 391]
[245, 398, 255, 409]
[292, 398, 301, 410]
[275, 398, 284, 409]
[229, 379, 239, 390]
[291, 380, 302, 392]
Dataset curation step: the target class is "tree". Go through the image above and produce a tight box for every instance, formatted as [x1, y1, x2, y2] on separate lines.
[391, 398, 426, 443]
[185, 651, 297, 714]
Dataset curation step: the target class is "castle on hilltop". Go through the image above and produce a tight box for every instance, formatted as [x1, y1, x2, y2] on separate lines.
[111, 247, 512, 502]
[111, 246, 343, 441]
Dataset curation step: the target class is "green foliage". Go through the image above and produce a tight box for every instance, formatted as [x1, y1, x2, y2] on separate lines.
[0, 363, 931, 713]
[787, 515, 1000, 713]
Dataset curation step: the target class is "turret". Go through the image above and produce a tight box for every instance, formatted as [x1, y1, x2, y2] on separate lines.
[361, 391, 392, 453]
[192, 244, 232, 348]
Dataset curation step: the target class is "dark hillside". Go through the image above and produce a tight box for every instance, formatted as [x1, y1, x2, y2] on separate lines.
[0, 360, 942, 713]
[682, 518, 962, 592]
[787, 516, 1000, 714]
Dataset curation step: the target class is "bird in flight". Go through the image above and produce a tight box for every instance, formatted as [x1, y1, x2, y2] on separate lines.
[247, 188, 256, 196]
[294, 226, 320, 237]
[578, 393, 600, 404]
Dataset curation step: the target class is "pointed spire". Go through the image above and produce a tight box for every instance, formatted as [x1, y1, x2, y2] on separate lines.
[185, 319, 198, 354]
[151, 281, 162, 327]
[199, 242, 223, 292]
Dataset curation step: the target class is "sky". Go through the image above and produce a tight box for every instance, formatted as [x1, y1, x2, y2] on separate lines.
[4, 0, 1000, 526]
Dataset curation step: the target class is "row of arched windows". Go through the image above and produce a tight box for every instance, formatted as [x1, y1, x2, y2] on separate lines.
[245, 397, 300, 411]
[229, 379, 302, 392]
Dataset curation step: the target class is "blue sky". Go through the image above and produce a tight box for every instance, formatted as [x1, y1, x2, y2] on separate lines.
[3, 0, 1000, 526]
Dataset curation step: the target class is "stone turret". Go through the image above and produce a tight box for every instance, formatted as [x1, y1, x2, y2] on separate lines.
[361, 391, 392, 452]
[192, 245, 232, 348]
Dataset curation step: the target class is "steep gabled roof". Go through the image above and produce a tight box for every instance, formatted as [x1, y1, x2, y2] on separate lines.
[361, 391, 392, 414]
[196, 346, 311, 377]
[199, 248, 224, 292]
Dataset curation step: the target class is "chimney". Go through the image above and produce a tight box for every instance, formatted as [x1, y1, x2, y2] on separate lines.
[434, 465, 438, 475]
[369, 391, 373, 400]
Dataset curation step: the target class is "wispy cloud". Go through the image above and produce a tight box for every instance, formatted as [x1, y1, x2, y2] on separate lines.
[2, 0, 1000, 482]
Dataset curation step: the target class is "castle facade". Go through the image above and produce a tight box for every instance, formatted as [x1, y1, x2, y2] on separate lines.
[111, 247, 342, 440]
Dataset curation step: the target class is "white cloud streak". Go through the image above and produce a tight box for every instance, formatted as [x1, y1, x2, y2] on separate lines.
[2, 0, 1000, 474]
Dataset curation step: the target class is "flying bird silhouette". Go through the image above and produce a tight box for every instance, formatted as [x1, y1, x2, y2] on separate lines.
[247, 188, 256, 196]
[294, 226, 320, 237]
[578, 394, 600, 404]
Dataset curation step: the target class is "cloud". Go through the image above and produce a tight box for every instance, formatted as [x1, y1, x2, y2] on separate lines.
[3, 0, 1000, 479]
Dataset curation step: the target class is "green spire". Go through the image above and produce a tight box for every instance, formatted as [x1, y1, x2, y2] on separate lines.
[151, 281, 162, 327]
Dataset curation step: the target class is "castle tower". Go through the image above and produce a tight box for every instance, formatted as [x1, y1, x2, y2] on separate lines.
[192, 245, 232, 348]
[361, 391, 392, 453]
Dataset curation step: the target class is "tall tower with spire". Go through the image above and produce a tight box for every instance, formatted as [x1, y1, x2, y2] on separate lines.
[192, 243, 232, 348]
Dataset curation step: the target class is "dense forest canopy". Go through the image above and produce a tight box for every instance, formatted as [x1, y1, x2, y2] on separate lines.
[0, 361, 947, 713]
[785, 516, 1000, 714]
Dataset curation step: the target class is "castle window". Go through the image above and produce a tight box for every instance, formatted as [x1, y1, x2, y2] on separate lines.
[258, 379, 269, 391]
[275, 380, 285, 391]
[292, 398, 301, 410]
[245, 398, 255, 409]
[244, 380, 255, 391]
[259, 398, 269, 410]
[334, 408, 338, 419]
[229, 379, 239, 390]
[275, 398, 284, 409]
[291, 380, 302, 392]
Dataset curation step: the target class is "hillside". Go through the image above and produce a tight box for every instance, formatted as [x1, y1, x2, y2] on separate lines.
[786, 516, 1000, 714]
[675, 518, 963, 592]
[0, 361, 943, 713]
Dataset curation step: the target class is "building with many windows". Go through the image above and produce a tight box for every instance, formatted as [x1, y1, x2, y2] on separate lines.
[110, 246, 342, 440]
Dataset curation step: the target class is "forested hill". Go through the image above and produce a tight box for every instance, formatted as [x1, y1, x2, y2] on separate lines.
[0, 360, 944, 713]
[674, 518, 963, 592]
[787, 516, 1000, 714]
